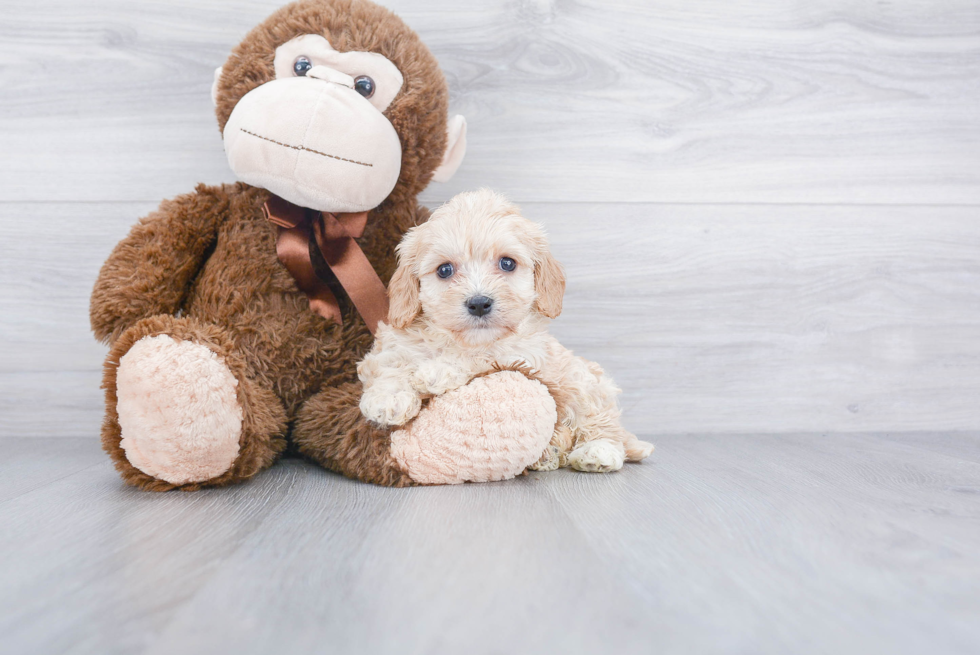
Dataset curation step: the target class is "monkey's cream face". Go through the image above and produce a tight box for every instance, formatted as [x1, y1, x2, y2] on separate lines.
[415, 209, 539, 346]
[219, 35, 405, 213]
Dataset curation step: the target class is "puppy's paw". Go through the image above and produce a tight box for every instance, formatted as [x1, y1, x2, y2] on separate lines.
[360, 388, 422, 426]
[414, 360, 469, 395]
[568, 440, 625, 473]
[626, 438, 655, 461]
[528, 445, 562, 472]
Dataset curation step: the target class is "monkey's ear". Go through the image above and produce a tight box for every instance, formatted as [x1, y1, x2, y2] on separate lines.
[431, 115, 467, 183]
[387, 229, 423, 328]
[211, 66, 224, 107]
[534, 251, 566, 319]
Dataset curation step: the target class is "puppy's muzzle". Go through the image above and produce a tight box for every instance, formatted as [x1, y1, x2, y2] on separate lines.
[466, 295, 493, 317]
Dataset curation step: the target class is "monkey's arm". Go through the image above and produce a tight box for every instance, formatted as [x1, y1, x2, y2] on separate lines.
[90, 185, 229, 344]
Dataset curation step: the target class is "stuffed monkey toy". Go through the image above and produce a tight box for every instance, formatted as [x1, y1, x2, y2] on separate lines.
[90, 0, 557, 490]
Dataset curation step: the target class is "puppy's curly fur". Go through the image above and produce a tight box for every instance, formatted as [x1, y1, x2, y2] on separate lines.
[358, 189, 654, 473]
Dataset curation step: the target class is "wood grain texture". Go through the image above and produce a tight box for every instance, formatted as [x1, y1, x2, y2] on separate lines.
[0, 434, 977, 655]
[0, 202, 155, 438]
[535, 202, 980, 433]
[0, 0, 978, 204]
[3, 201, 979, 437]
[548, 432, 980, 654]
[0, 437, 105, 503]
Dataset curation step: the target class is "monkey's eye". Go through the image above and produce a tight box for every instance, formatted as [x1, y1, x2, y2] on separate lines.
[499, 257, 517, 272]
[293, 56, 313, 76]
[436, 263, 455, 279]
[353, 75, 375, 98]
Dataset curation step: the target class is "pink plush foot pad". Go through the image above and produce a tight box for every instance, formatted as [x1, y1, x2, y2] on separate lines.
[390, 370, 557, 485]
[116, 335, 243, 485]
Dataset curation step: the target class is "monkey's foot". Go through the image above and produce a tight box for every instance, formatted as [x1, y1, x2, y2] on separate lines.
[116, 335, 243, 485]
[390, 371, 556, 485]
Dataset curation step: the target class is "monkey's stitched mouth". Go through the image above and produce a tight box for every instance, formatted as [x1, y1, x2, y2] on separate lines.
[239, 128, 373, 167]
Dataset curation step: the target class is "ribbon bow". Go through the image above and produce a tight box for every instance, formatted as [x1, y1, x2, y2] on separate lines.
[262, 194, 389, 335]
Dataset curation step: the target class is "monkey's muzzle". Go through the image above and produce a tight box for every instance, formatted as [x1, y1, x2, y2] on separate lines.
[223, 76, 402, 214]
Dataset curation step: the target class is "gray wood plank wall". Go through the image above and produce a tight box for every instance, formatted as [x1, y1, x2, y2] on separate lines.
[1, 0, 978, 437]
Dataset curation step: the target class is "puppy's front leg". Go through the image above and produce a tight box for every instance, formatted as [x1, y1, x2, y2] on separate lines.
[413, 357, 472, 396]
[357, 333, 424, 427]
[359, 381, 422, 427]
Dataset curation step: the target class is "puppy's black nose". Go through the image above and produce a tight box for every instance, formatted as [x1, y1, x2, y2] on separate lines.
[466, 295, 493, 317]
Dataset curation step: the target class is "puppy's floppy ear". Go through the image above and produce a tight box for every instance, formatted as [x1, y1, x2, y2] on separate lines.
[534, 250, 565, 319]
[387, 227, 422, 328]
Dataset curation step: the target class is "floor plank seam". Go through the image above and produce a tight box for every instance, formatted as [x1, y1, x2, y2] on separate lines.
[0, 460, 108, 507]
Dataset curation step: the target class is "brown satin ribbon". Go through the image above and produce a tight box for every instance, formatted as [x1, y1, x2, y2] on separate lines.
[262, 194, 389, 334]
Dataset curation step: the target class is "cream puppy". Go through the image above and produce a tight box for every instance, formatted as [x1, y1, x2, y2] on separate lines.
[357, 189, 653, 473]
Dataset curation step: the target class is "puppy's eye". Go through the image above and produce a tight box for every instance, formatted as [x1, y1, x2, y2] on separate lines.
[353, 75, 375, 98]
[436, 263, 455, 279]
[293, 56, 313, 76]
[499, 257, 517, 272]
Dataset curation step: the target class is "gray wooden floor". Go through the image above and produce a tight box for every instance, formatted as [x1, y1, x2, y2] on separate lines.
[1, 434, 978, 655]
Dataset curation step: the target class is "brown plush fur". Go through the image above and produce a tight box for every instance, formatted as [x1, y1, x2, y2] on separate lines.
[91, 0, 449, 490]
[292, 382, 412, 486]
